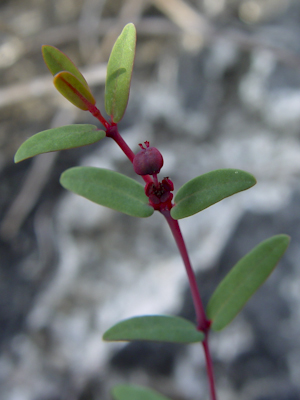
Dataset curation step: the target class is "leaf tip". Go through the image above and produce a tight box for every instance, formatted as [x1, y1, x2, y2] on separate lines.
[41, 43, 50, 56]
[14, 153, 21, 163]
[125, 22, 137, 35]
[41, 44, 57, 71]
[14, 147, 27, 163]
[59, 169, 68, 186]
[277, 233, 291, 248]
[102, 331, 110, 342]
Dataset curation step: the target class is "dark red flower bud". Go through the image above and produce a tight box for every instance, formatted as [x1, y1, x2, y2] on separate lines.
[133, 141, 164, 176]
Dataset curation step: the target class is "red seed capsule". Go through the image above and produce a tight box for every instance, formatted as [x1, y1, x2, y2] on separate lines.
[133, 141, 164, 176]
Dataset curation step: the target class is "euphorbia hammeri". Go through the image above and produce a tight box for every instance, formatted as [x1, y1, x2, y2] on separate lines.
[14, 23, 290, 400]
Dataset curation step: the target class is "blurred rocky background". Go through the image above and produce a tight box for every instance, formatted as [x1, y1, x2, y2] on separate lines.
[1, 0, 300, 399]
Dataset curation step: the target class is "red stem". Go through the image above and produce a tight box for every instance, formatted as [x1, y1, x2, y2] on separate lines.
[160, 209, 208, 332]
[89, 105, 110, 130]
[203, 336, 218, 400]
[160, 209, 217, 400]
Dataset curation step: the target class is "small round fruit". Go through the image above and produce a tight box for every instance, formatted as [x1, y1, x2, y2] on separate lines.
[133, 142, 164, 176]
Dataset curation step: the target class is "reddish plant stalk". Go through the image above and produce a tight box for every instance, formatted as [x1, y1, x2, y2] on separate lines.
[203, 336, 218, 400]
[89, 105, 110, 130]
[160, 209, 209, 332]
[161, 209, 217, 400]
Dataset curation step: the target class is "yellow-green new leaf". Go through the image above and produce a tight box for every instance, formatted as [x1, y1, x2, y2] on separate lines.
[171, 169, 256, 220]
[112, 385, 172, 400]
[105, 23, 136, 123]
[60, 167, 154, 218]
[103, 315, 204, 343]
[42, 45, 88, 88]
[207, 235, 290, 331]
[14, 125, 105, 162]
[53, 71, 96, 110]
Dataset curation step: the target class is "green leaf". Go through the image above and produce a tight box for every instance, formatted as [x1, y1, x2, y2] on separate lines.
[105, 23, 136, 123]
[171, 169, 257, 220]
[14, 125, 105, 162]
[60, 167, 154, 218]
[42, 45, 88, 87]
[103, 315, 204, 343]
[207, 234, 290, 331]
[112, 384, 172, 400]
[53, 71, 96, 110]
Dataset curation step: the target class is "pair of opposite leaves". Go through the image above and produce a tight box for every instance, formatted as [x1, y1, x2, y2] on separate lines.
[15, 23, 136, 162]
[43, 22, 136, 120]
